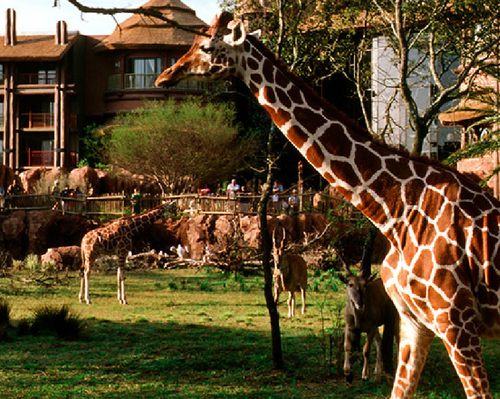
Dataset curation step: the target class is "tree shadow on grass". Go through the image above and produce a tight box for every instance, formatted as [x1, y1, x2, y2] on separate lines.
[0, 319, 352, 398]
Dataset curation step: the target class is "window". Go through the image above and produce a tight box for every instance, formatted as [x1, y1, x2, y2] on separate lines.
[126, 58, 162, 89]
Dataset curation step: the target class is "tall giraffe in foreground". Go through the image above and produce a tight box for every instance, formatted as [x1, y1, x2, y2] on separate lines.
[156, 13, 500, 398]
[80, 200, 175, 304]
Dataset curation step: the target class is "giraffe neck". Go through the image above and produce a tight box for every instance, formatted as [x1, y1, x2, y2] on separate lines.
[239, 36, 405, 228]
[126, 202, 169, 232]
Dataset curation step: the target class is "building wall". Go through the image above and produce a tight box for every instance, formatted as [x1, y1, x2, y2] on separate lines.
[371, 36, 458, 158]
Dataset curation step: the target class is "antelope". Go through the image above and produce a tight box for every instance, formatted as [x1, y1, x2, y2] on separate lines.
[272, 228, 308, 318]
[341, 260, 399, 382]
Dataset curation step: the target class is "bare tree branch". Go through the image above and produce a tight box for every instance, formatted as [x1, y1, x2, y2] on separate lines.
[61, 0, 210, 36]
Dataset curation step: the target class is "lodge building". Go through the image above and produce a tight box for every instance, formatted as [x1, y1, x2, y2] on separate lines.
[0, 0, 209, 171]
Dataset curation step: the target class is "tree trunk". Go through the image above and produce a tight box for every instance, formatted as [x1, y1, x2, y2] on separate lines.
[259, 123, 284, 370]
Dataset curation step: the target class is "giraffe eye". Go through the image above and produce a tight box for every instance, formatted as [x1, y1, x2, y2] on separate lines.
[201, 43, 215, 53]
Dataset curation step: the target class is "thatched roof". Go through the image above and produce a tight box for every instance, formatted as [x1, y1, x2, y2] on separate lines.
[0, 34, 78, 61]
[439, 98, 491, 127]
[93, 0, 207, 52]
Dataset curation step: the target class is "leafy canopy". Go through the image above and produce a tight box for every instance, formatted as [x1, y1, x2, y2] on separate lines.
[109, 99, 256, 193]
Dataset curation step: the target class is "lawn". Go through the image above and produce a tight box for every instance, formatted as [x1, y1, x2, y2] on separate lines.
[0, 267, 498, 398]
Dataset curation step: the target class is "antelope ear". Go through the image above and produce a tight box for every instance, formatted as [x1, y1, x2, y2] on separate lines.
[224, 19, 247, 46]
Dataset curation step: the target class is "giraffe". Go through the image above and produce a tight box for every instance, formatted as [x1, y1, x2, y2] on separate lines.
[155, 12, 500, 398]
[79, 200, 175, 304]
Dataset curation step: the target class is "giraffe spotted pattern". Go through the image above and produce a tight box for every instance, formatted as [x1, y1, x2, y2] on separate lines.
[155, 12, 498, 398]
[80, 201, 175, 304]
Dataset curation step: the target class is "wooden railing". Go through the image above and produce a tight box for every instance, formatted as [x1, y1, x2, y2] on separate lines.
[18, 72, 57, 85]
[20, 112, 77, 129]
[0, 192, 360, 220]
[21, 150, 78, 168]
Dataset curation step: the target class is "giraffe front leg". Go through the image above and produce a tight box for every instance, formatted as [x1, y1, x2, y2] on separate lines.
[117, 267, 127, 305]
[390, 315, 434, 399]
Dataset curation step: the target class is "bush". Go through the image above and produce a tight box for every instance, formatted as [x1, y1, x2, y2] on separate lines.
[30, 305, 86, 340]
[0, 298, 12, 341]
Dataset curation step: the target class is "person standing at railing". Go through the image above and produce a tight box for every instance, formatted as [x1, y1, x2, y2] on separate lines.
[226, 178, 240, 199]
[7, 179, 23, 196]
[287, 189, 299, 215]
[7, 179, 24, 209]
[131, 188, 142, 215]
[61, 185, 74, 215]
[51, 180, 61, 210]
[271, 180, 283, 213]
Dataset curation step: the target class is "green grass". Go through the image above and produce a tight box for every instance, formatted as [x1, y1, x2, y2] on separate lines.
[0, 268, 499, 398]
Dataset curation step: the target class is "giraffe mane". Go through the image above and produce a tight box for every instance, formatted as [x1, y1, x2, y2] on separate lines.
[246, 35, 486, 195]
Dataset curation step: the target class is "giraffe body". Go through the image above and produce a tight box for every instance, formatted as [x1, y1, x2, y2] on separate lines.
[80, 201, 175, 304]
[155, 13, 500, 398]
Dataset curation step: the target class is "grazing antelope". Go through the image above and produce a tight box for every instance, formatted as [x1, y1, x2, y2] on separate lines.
[341, 261, 399, 382]
[272, 229, 308, 318]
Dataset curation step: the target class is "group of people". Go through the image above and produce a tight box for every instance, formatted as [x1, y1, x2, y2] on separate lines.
[51, 180, 84, 214]
[0, 179, 25, 197]
[225, 178, 300, 214]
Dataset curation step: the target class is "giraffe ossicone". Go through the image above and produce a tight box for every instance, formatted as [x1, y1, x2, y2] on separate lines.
[80, 200, 176, 305]
[156, 12, 500, 398]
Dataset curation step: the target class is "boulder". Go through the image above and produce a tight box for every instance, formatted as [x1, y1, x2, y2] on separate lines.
[26, 211, 93, 255]
[69, 166, 100, 194]
[41, 246, 82, 271]
[0, 210, 28, 259]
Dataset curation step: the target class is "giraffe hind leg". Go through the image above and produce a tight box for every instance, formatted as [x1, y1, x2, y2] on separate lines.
[441, 326, 491, 398]
[79, 267, 91, 305]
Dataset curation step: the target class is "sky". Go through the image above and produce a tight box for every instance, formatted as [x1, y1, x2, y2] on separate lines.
[0, 0, 221, 35]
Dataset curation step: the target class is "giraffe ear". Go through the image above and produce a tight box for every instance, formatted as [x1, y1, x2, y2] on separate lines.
[225, 19, 247, 46]
[249, 29, 261, 40]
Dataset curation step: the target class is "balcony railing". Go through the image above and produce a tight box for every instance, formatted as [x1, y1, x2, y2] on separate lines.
[107, 73, 211, 92]
[18, 72, 56, 85]
[20, 112, 77, 129]
[21, 112, 54, 128]
[26, 149, 54, 167]
[21, 150, 78, 168]
[124, 73, 158, 89]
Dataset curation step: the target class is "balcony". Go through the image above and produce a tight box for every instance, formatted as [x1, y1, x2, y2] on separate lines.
[20, 112, 77, 129]
[107, 73, 211, 92]
[22, 150, 78, 168]
[18, 72, 56, 85]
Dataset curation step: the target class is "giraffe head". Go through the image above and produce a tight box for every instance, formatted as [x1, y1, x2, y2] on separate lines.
[155, 12, 257, 88]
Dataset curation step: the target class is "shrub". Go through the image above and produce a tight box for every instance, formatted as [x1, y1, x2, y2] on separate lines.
[25, 254, 41, 273]
[30, 305, 86, 340]
[0, 298, 12, 341]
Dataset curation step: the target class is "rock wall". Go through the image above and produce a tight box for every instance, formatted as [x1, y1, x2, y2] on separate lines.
[19, 166, 162, 195]
[0, 210, 387, 266]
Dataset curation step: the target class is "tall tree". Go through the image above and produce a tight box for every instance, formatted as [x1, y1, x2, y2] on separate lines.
[108, 99, 256, 193]
[328, 0, 500, 154]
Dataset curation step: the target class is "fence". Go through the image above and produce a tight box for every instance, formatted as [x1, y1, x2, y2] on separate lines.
[0, 191, 359, 220]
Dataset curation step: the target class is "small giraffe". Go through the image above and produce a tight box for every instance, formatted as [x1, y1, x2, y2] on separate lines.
[79, 200, 175, 304]
[156, 13, 500, 398]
